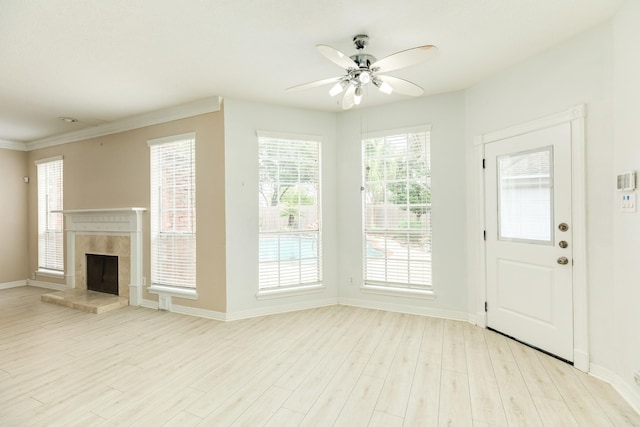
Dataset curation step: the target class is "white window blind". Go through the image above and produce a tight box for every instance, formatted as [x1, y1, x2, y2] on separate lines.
[258, 133, 321, 290]
[362, 128, 432, 290]
[36, 157, 64, 272]
[149, 133, 196, 288]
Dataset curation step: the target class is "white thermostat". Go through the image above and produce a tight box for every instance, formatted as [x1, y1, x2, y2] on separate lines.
[617, 171, 636, 191]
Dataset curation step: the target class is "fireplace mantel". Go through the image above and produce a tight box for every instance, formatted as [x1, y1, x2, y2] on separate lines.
[57, 207, 146, 233]
[58, 208, 146, 306]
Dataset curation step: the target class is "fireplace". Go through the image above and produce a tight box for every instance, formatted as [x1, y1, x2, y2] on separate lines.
[58, 208, 146, 306]
[86, 254, 119, 295]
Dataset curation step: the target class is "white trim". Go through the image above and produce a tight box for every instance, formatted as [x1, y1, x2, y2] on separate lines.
[256, 284, 325, 300]
[148, 284, 198, 300]
[226, 298, 338, 321]
[0, 139, 28, 151]
[27, 279, 67, 291]
[362, 125, 432, 140]
[474, 105, 586, 145]
[360, 284, 435, 300]
[473, 140, 487, 325]
[25, 97, 221, 151]
[590, 363, 640, 415]
[141, 297, 338, 322]
[256, 130, 322, 142]
[35, 269, 65, 279]
[0, 280, 27, 290]
[147, 132, 196, 147]
[339, 297, 469, 321]
[474, 104, 589, 370]
[34, 155, 63, 165]
[168, 304, 226, 321]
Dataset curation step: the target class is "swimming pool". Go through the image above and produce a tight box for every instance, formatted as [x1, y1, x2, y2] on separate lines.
[259, 235, 384, 262]
[259, 235, 319, 262]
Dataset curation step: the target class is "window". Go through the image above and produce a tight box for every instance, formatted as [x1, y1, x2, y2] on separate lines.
[362, 127, 432, 292]
[497, 146, 553, 244]
[148, 133, 196, 289]
[36, 156, 64, 273]
[258, 132, 321, 291]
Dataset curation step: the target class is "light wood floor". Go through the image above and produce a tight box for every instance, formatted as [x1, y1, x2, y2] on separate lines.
[1, 286, 638, 426]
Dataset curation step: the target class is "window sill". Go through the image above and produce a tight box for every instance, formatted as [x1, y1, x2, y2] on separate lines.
[36, 269, 65, 279]
[256, 283, 325, 300]
[361, 284, 436, 300]
[148, 284, 198, 300]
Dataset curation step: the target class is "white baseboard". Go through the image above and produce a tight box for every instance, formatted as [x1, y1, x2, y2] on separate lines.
[141, 297, 339, 321]
[0, 280, 27, 290]
[140, 298, 159, 310]
[573, 349, 590, 373]
[590, 362, 640, 415]
[226, 298, 339, 321]
[468, 311, 487, 327]
[171, 304, 227, 321]
[26, 280, 67, 291]
[338, 297, 469, 322]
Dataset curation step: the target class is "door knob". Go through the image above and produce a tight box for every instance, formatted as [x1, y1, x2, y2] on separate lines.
[559, 241, 568, 248]
[557, 257, 569, 265]
[558, 223, 569, 232]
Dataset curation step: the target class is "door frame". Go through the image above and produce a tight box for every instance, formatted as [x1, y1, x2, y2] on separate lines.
[473, 104, 589, 372]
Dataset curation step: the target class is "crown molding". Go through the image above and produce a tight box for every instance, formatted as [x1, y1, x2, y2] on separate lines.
[24, 96, 221, 151]
[0, 138, 28, 151]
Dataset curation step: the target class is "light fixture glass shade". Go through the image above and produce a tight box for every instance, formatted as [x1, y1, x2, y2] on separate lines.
[378, 81, 393, 94]
[329, 81, 345, 96]
[358, 71, 371, 84]
[373, 78, 394, 95]
[354, 86, 363, 105]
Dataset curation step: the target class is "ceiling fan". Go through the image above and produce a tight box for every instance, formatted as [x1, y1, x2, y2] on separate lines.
[287, 34, 438, 110]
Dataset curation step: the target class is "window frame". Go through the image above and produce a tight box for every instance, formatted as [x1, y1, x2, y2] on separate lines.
[256, 130, 323, 297]
[361, 126, 434, 298]
[147, 132, 197, 292]
[35, 155, 64, 276]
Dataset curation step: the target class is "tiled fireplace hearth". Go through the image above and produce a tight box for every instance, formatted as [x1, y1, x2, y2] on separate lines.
[59, 208, 146, 306]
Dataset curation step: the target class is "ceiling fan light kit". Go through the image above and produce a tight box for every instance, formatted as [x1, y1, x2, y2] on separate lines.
[287, 34, 437, 110]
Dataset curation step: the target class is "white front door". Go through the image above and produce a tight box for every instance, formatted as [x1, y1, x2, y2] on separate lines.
[484, 122, 573, 362]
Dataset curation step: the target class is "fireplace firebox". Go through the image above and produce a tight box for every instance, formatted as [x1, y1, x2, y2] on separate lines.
[86, 254, 119, 295]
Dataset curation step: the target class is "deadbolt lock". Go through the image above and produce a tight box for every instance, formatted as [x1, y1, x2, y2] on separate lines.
[559, 241, 568, 248]
[558, 223, 569, 232]
[557, 257, 569, 265]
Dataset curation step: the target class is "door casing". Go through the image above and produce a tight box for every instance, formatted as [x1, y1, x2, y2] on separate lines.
[473, 104, 589, 371]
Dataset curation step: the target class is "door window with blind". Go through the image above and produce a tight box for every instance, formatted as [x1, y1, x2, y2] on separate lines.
[362, 127, 432, 292]
[36, 156, 64, 273]
[258, 133, 321, 291]
[148, 133, 196, 289]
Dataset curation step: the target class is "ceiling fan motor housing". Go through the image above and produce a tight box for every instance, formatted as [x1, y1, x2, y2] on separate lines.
[350, 53, 377, 70]
[352, 34, 369, 50]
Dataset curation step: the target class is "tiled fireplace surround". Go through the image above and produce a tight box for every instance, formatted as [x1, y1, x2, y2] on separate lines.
[60, 208, 146, 306]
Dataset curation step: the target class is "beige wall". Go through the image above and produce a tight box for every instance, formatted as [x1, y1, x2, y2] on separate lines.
[27, 110, 226, 312]
[0, 148, 29, 283]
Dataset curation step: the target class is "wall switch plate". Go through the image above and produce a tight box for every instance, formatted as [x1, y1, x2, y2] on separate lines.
[621, 192, 636, 213]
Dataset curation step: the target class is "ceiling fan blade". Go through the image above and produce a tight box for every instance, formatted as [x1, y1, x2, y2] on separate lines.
[378, 76, 424, 96]
[371, 45, 438, 73]
[286, 76, 342, 92]
[342, 85, 356, 110]
[317, 44, 358, 70]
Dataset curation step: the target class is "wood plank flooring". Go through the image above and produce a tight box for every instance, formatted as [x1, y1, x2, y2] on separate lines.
[1, 286, 638, 426]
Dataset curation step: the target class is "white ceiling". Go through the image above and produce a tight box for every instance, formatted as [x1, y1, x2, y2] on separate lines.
[0, 0, 622, 143]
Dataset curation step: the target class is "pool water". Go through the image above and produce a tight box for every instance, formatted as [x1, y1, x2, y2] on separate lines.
[259, 235, 384, 262]
[259, 236, 318, 262]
